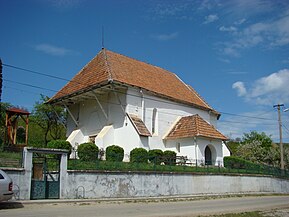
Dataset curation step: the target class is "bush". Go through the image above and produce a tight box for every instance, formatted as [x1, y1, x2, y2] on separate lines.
[130, 148, 148, 163]
[163, 150, 176, 165]
[106, 145, 124, 162]
[47, 140, 72, 156]
[148, 149, 163, 165]
[78, 142, 99, 161]
[224, 156, 256, 170]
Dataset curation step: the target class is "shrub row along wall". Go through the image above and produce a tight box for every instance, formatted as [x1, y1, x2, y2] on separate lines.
[65, 171, 289, 199]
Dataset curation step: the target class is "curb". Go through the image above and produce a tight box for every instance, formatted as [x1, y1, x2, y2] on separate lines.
[5, 192, 289, 206]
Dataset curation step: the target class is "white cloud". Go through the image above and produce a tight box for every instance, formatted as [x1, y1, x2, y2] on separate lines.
[219, 26, 237, 32]
[147, 2, 195, 21]
[203, 14, 219, 24]
[35, 43, 78, 56]
[234, 18, 246, 25]
[150, 32, 179, 41]
[232, 81, 247, 96]
[232, 69, 289, 105]
[220, 13, 289, 57]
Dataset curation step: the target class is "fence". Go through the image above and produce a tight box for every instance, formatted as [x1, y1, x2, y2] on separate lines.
[67, 151, 289, 179]
[1, 149, 288, 179]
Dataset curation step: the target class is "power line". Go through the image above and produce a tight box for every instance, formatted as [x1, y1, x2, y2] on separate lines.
[3, 85, 42, 95]
[1, 62, 279, 123]
[217, 111, 275, 121]
[219, 119, 277, 126]
[4, 78, 57, 92]
[2, 82, 282, 130]
[2, 63, 71, 82]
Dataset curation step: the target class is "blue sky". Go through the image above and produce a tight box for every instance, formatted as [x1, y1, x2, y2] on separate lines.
[1, 0, 289, 142]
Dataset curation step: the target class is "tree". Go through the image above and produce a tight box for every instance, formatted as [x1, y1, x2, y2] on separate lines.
[236, 131, 279, 167]
[31, 95, 66, 146]
[242, 131, 273, 150]
[0, 102, 12, 146]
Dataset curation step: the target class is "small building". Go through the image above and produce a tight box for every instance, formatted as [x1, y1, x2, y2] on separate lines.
[47, 48, 229, 165]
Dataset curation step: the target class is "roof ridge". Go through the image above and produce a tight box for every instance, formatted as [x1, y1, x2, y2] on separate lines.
[102, 48, 114, 82]
[74, 49, 104, 78]
[193, 114, 200, 136]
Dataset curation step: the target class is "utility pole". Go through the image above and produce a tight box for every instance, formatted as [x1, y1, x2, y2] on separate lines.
[273, 104, 284, 171]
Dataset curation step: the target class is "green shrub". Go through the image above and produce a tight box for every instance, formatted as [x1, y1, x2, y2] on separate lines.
[130, 148, 148, 163]
[47, 140, 72, 155]
[106, 145, 124, 162]
[148, 149, 163, 165]
[163, 150, 177, 165]
[77, 142, 99, 161]
[224, 156, 256, 169]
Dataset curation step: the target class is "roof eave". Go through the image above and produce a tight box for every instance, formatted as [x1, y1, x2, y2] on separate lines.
[46, 80, 112, 105]
[112, 80, 216, 113]
[165, 135, 228, 141]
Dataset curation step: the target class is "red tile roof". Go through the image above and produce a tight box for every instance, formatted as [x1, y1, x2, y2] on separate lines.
[6, 107, 30, 115]
[48, 49, 218, 115]
[165, 114, 227, 140]
[127, 114, 151, 137]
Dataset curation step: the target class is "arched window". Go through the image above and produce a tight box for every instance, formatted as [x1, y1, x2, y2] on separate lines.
[152, 108, 157, 134]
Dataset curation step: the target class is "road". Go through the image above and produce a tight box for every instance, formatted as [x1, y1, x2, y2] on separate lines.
[0, 195, 289, 217]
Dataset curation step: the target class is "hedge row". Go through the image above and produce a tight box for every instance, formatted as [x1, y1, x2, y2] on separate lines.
[130, 148, 177, 165]
[47, 140, 177, 164]
[224, 156, 258, 170]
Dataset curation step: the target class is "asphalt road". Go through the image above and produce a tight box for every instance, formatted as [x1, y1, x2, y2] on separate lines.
[0, 195, 289, 217]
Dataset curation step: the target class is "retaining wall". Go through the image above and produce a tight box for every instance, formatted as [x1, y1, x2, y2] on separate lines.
[3, 169, 289, 200]
[66, 171, 289, 199]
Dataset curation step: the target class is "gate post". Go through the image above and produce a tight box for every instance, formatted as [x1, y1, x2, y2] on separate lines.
[23, 147, 33, 199]
[59, 152, 68, 199]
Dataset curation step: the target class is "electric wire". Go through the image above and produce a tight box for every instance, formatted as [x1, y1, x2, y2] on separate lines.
[1, 62, 281, 124]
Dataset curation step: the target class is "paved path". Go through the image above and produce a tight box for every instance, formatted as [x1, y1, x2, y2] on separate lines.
[0, 195, 289, 217]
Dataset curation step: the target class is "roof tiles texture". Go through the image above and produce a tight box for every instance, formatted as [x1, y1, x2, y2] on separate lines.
[128, 114, 151, 137]
[165, 114, 227, 140]
[49, 49, 216, 114]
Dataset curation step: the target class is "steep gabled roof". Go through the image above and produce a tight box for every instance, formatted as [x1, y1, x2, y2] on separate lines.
[48, 49, 218, 115]
[165, 114, 227, 140]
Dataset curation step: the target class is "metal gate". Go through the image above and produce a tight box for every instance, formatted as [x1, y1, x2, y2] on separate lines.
[30, 153, 61, 200]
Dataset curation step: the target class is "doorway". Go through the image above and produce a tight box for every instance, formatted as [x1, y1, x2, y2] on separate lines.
[205, 146, 212, 165]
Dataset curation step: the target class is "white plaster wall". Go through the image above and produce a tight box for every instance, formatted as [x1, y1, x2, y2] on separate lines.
[125, 87, 220, 152]
[66, 129, 85, 149]
[4, 168, 289, 200]
[65, 86, 226, 162]
[95, 125, 114, 150]
[63, 171, 289, 199]
[165, 137, 196, 160]
[66, 93, 109, 146]
[223, 142, 231, 157]
[112, 115, 150, 160]
[197, 138, 223, 165]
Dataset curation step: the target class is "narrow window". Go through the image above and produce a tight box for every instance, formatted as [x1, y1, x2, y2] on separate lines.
[152, 108, 157, 134]
[176, 143, 181, 153]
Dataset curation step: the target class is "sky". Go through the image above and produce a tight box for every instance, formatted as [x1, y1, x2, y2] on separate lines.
[1, 0, 289, 142]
